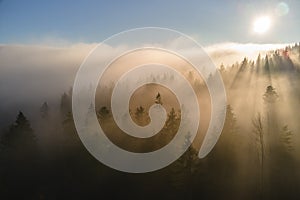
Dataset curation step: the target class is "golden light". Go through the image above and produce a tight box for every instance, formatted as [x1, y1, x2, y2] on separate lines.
[253, 16, 271, 34]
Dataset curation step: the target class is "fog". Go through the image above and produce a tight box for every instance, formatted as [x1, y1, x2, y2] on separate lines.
[0, 41, 273, 136]
[1, 41, 300, 199]
[0, 42, 288, 113]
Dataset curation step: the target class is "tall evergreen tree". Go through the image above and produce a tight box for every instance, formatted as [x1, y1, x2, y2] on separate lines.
[0, 112, 38, 198]
[3, 112, 36, 151]
[60, 88, 72, 116]
[263, 85, 278, 103]
[252, 112, 265, 198]
[164, 108, 180, 135]
[134, 106, 149, 126]
[40, 101, 49, 119]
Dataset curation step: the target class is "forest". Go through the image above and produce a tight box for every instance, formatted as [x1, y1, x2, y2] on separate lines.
[1, 43, 300, 199]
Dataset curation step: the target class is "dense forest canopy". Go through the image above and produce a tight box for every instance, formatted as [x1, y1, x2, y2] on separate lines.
[1, 43, 300, 199]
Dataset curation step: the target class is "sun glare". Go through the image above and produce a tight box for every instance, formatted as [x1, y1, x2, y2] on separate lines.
[253, 16, 271, 34]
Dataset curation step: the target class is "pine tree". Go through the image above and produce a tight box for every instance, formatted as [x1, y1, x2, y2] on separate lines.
[280, 125, 293, 152]
[240, 57, 248, 71]
[60, 88, 72, 116]
[1, 111, 37, 163]
[164, 108, 179, 134]
[252, 113, 264, 199]
[155, 92, 162, 105]
[263, 85, 278, 103]
[98, 106, 110, 119]
[181, 132, 198, 172]
[40, 101, 49, 118]
[0, 112, 39, 198]
[264, 55, 270, 73]
[219, 63, 226, 73]
[169, 132, 198, 195]
[134, 106, 149, 126]
[256, 54, 261, 73]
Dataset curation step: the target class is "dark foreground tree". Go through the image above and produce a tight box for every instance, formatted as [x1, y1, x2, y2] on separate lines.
[0, 111, 39, 198]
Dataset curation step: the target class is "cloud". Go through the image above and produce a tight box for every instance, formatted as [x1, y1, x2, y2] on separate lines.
[205, 42, 291, 67]
[0, 41, 291, 112]
[0, 43, 96, 106]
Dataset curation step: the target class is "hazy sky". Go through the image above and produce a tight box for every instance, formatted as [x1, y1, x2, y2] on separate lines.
[0, 0, 299, 45]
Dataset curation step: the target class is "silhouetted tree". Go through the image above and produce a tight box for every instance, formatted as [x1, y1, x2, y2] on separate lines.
[170, 132, 198, 197]
[40, 101, 49, 118]
[263, 85, 278, 103]
[256, 54, 262, 73]
[2, 112, 36, 151]
[164, 108, 179, 135]
[280, 125, 293, 152]
[180, 132, 198, 173]
[264, 55, 270, 73]
[0, 112, 38, 198]
[252, 112, 265, 198]
[134, 106, 149, 126]
[219, 63, 226, 73]
[155, 92, 162, 105]
[240, 57, 248, 71]
[60, 88, 72, 116]
[98, 106, 110, 119]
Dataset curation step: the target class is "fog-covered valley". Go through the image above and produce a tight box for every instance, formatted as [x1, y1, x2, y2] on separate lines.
[1, 42, 300, 199]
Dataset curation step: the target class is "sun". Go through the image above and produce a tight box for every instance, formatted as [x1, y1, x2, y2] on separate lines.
[253, 16, 271, 34]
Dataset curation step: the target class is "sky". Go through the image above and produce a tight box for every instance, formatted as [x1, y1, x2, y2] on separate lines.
[0, 0, 299, 45]
[0, 0, 299, 129]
